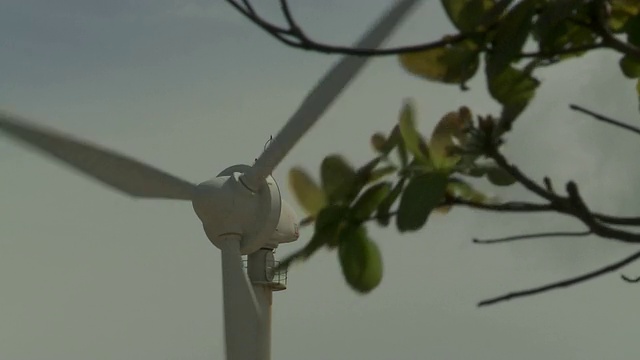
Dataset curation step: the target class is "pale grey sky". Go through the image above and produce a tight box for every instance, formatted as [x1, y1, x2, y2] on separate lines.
[2, 1, 640, 359]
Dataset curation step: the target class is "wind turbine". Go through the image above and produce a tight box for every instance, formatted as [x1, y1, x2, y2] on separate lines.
[0, 1, 421, 359]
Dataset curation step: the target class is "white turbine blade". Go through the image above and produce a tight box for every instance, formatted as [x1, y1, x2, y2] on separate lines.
[0, 111, 197, 200]
[219, 235, 261, 360]
[243, 0, 423, 189]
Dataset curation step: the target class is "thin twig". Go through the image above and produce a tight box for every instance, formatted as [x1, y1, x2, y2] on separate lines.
[473, 230, 591, 244]
[488, 150, 559, 203]
[621, 274, 640, 283]
[543, 176, 555, 194]
[478, 248, 640, 306]
[224, 0, 299, 46]
[239, 0, 255, 15]
[569, 104, 640, 136]
[227, 0, 476, 56]
[593, 214, 640, 226]
[279, 0, 300, 32]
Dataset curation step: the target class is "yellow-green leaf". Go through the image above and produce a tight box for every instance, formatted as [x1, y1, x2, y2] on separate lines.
[388, 125, 409, 167]
[610, 0, 640, 31]
[441, 0, 495, 32]
[398, 102, 430, 164]
[399, 39, 480, 86]
[430, 107, 473, 168]
[288, 167, 326, 216]
[447, 179, 487, 202]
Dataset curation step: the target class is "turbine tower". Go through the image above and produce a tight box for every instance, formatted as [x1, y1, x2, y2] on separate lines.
[0, 1, 422, 359]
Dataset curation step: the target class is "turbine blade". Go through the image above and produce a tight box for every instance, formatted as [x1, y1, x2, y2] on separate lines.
[0, 111, 197, 200]
[219, 235, 262, 360]
[244, 0, 423, 189]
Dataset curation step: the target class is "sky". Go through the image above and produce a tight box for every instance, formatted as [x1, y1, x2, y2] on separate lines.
[2, 0, 640, 359]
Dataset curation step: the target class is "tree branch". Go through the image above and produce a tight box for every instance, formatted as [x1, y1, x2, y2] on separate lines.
[478, 248, 640, 306]
[473, 230, 591, 244]
[446, 198, 553, 212]
[228, 0, 624, 61]
[488, 150, 560, 204]
[488, 149, 640, 244]
[226, 0, 478, 56]
[594, 0, 640, 60]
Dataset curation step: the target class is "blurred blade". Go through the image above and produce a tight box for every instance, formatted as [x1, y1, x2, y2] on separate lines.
[244, 0, 423, 189]
[0, 111, 197, 200]
[219, 235, 261, 360]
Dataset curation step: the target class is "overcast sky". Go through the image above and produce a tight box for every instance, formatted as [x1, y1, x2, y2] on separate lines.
[2, 1, 640, 359]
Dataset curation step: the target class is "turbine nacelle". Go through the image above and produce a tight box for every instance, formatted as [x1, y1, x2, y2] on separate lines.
[192, 164, 286, 255]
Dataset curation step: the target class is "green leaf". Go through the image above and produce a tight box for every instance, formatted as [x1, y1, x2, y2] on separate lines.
[456, 161, 515, 186]
[399, 40, 480, 86]
[321, 155, 356, 203]
[620, 55, 640, 78]
[351, 182, 392, 222]
[486, 166, 516, 186]
[376, 179, 406, 226]
[396, 172, 449, 232]
[277, 205, 349, 270]
[624, 14, 640, 46]
[315, 204, 350, 246]
[441, 0, 495, 32]
[338, 226, 383, 293]
[534, 2, 597, 58]
[398, 101, 430, 164]
[487, 64, 539, 121]
[288, 167, 327, 216]
[534, 1, 582, 45]
[489, 0, 536, 71]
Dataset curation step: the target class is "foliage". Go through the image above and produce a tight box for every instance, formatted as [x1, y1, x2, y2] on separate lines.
[232, 0, 640, 303]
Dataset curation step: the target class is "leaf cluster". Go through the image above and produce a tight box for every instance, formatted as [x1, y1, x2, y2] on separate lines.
[229, 0, 640, 301]
[285, 103, 515, 293]
[400, 0, 640, 130]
